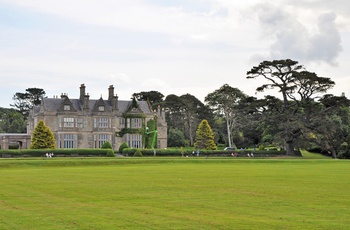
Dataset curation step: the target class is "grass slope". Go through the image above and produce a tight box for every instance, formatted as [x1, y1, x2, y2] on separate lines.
[0, 158, 349, 229]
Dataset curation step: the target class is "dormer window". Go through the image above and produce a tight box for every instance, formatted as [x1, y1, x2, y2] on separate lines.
[64, 105, 71, 111]
[98, 106, 105, 111]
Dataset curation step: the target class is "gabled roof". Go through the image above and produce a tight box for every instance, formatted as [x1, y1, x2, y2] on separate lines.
[32, 98, 152, 114]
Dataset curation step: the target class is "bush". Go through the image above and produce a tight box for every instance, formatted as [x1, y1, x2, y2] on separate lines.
[119, 142, 129, 153]
[106, 149, 115, 157]
[133, 149, 143, 157]
[101, 141, 112, 149]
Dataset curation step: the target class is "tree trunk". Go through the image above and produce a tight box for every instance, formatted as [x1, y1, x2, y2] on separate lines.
[285, 141, 295, 156]
[331, 149, 337, 158]
[226, 119, 232, 147]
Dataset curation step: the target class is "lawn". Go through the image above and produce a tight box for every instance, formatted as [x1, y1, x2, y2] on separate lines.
[0, 157, 349, 229]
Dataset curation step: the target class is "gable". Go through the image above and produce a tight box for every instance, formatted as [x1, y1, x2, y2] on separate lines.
[57, 97, 77, 112]
[92, 98, 111, 113]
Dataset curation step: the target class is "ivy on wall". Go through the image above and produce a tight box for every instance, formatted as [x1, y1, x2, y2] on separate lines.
[116, 112, 158, 149]
[145, 117, 158, 149]
[116, 113, 146, 137]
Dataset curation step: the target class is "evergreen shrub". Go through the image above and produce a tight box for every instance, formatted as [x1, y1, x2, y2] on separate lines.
[106, 149, 115, 157]
[119, 142, 129, 153]
[133, 149, 143, 157]
[101, 141, 112, 149]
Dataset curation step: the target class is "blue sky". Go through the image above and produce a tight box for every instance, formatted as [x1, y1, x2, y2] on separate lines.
[0, 0, 349, 108]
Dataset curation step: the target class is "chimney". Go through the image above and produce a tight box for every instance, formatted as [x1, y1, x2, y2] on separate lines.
[83, 93, 90, 111]
[80, 84, 86, 101]
[108, 85, 119, 111]
[113, 94, 118, 111]
[108, 85, 114, 101]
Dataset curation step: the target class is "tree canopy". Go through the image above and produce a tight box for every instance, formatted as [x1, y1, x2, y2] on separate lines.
[205, 84, 247, 148]
[11, 87, 46, 118]
[247, 59, 335, 156]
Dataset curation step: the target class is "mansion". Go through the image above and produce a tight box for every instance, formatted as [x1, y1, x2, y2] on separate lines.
[26, 84, 167, 151]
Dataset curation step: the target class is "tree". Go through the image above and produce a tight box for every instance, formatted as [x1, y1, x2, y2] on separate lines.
[308, 95, 350, 158]
[30, 120, 56, 149]
[0, 109, 26, 133]
[247, 59, 335, 156]
[132, 91, 164, 111]
[163, 93, 213, 147]
[167, 128, 186, 147]
[205, 84, 247, 148]
[194, 119, 217, 150]
[163, 94, 185, 133]
[179, 94, 204, 146]
[11, 88, 46, 118]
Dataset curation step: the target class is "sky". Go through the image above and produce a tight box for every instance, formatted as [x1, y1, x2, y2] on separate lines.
[0, 0, 349, 108]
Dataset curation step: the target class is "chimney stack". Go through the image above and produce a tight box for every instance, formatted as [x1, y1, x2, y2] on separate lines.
[108, 85, 114, 101]
[80, 84, 86, 101]
[83, 93, 90, 110]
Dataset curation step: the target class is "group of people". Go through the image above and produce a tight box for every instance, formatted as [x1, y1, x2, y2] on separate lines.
[45, 152, 54, 158]
[231, 152, 254, 157]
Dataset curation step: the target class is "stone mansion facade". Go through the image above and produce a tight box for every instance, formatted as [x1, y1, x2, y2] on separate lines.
[26, 84, 167, 151]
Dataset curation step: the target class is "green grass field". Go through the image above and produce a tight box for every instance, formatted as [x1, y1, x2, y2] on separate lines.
[0, 157, 349, 229]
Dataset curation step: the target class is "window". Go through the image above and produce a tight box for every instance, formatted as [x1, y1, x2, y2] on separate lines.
[64, 105, 70, 111]
[63, 134, 75, 148]
[63, 118, 74, 127]
[126, 134, 142, 148]
[94, 118, 109, 128]
[96, 134, 109, 148]
[126, 118, 130, 128]
[98, 106, 105, 111]
[119, 118, 125, 128]
[131, 118, 142, 128]
[76, 118, 83, 128]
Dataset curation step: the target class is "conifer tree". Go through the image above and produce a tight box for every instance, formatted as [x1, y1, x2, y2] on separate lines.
[30, 120, 56, 149]
[194, 119, 217, 150]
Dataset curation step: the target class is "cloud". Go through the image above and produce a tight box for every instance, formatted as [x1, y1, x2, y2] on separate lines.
[309, 12, 342, 65]
[106, 73, 131, 83]
[252, 2, 343, 65]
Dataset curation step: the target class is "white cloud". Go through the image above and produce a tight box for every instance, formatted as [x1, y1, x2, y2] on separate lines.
[252, 2, 343, 65]
[0, 0, 349, 108]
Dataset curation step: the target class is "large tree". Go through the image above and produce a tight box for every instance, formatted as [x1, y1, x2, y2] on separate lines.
[308, 95, 350, 158]
[247, 59, 335, 156]
[179, 94, 205, 146]
[132, 91, 164, 111]
[11, 88, 46, 118]
[205, 84, 247, 148]
[163, 94, 184, 133]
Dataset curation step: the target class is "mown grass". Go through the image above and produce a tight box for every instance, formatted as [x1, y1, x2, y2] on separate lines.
[301, 150, 331, 159]
[0, 157, 349, 229]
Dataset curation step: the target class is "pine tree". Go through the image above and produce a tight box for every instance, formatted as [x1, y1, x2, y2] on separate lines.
[194, 119, 217, 150]
[30, 120, 56, 149]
